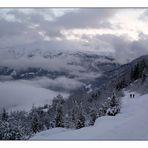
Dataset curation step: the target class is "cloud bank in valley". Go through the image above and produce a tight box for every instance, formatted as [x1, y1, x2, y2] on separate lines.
[0, 80, 69, 111]
[20, 77, 84, 91]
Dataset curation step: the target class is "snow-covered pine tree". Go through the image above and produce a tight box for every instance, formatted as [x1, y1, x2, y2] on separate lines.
[67, 108, 77, 128]
[75, 112, 85, 129]
[106, 93, 120, 116]
[74, 101, 85, 129]
[0, 115, 25, 140]
[52, 94, 65, 128]
[43, 113, 51, 130]
[1, 108, 8, 121]
[110, 93, 118, 107]
[89, 109, 97, 126]
[99, 101, 109, 116]
[31, 113, 40, 133]
[29, 107, 44, 133]
[55, 104, 64, 127]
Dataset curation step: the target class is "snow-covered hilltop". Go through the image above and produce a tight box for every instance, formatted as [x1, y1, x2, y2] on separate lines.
[31, 91, 148, 140]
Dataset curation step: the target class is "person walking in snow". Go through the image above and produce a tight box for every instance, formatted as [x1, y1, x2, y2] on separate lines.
[133, 94, 135, 98]
[130, 94, 132, 98]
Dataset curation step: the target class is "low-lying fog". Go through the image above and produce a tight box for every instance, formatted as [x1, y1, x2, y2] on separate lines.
[0, 76, 84, 112]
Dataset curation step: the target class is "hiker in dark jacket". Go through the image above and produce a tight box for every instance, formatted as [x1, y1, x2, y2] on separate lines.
[133, 94, 135, 98]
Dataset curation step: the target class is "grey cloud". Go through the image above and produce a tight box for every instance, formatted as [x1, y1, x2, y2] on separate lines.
[0, 19, 26, 37]
[0, 9, 62, 47]
[0, 19, 43, 48]
[0, 8, 117, 48]
[139, 9, 148, 20]
[6, 9, 55, 23]
[52, 9, 116, 29]
[83, 33, 148, 63]
[26, 77, 84, 91]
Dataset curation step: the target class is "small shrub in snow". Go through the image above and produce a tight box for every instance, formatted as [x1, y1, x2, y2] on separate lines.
[106, 106, 120, 116]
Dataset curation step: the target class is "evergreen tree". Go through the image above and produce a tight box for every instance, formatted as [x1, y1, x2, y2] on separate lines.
[106, 93, 120, 116]
[31, 112, 40, 133]
[130, 64, 140, 80]
[9, 110, 31, 139]
[142, 67, 148, 83]
[75, 112, 85, 129]
[43, 113, 50, 130]
[55, 105, 64, 127]
[116, 79, 127, 90]
[130, 60, 147, 81]
[1, 108, 8, 121]
[0, 120, 25, 140]
[67, 109, 76, 128]
[110, 93, 118, 107]
[89, 110, 97, 126]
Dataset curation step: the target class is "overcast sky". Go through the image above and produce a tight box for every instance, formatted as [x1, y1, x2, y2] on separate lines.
[1, 8, 148, 62]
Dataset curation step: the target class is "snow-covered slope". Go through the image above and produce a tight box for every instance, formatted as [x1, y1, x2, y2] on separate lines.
[31, 91, 148, 140]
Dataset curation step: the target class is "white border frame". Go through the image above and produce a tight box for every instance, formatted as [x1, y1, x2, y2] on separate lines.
[0, 0, 148, 148]
[0, 0, 148, 7]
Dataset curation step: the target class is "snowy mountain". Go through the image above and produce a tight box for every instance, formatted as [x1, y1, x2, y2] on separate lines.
[0, 45, 119, 80]
[0, 44, 120, 91]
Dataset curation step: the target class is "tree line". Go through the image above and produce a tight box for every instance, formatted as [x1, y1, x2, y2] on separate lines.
[0, 93, 120, 140]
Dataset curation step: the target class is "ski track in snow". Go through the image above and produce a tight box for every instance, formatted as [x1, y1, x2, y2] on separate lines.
[31, 92, 148, 140]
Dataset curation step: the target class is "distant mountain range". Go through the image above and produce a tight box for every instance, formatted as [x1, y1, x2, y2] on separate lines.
[1, 43, 148, 99]
[0, 45, 120, 87]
